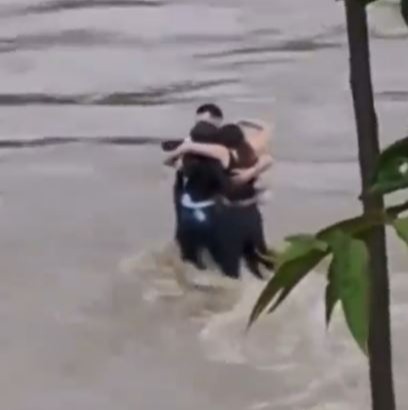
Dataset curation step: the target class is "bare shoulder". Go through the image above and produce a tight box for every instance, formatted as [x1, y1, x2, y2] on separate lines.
[239, 123, 259, 140]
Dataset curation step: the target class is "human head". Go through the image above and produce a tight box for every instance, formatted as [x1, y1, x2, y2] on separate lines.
[217, 123, 257, 167]
[216, 123, 244, 148]
[195, 103, 223, 127]
[189, 121, 219, 144]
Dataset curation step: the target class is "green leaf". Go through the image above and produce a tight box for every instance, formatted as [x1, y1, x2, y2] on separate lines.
[248, 248, 327, 328]
[325, 259, 340, 327]
[285, 233, 320, 242]
[369, 136, 408, 196]
[285, 234, 329, 252]
[317, 211, 390, 242]
[278, 235, 328, 266]
[329, 231, 370, 354]
[318, 215, 368, 239]
[268, 250, 327, 314]
[393, 216, 408, 245]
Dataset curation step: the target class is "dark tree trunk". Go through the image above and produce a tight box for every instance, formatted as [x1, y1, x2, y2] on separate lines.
[344, 1, 396, 409]
[402, 0, 408, 26]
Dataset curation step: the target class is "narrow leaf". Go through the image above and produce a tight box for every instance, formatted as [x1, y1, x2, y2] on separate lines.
[278, 235, 328, 266]
[325, 259, 340, 327]
[268, 250, 327, 314]
[317, 212, 387, 242]
[285, 234, 328, 251]
[393, 216, 408, 245]
[369, 136, 408, 196]
[248, 248, 327, 328]
[285, 233, 320, 242]
[329, 231, 370, 354]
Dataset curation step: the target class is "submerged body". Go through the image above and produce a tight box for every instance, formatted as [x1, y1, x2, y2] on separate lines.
[170, 120, 272, 279]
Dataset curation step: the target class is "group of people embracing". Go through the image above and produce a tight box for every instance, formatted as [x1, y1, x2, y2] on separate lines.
[162, 104, 274, 280]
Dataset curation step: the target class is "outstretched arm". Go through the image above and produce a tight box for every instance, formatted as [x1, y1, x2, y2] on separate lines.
[230, 154, 273, 184]
[163, 141, 231, 168]
[238, 118, 271, 156]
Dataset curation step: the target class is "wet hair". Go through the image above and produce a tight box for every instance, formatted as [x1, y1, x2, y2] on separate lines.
[189, 121, 219, 144]
[182, 121, 219, 170]
[196, 103, 223, 120]
[217, 124, 257, 168]
[161, 109, 221, 152]
[216, 124, 244, 148]
[189, 121, 257, 168]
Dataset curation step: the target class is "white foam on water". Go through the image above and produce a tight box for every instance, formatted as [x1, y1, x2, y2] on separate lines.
[119, 241, 242, 315]
[248, 401, 271, 410]
[198, 273, 264, 365]
[120, 245, 341, 365]
[118, 242, 408, 409]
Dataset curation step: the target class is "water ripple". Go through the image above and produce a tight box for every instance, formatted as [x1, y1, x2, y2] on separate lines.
[0, 29, 245, 53]
[0, 0, 163, 18]
[0, 135, 161, 149]
[195, 39, 342, 59]
[0, 79, 239, 106]
[376, 91, 408, 102]
[0, 29, 134, 52]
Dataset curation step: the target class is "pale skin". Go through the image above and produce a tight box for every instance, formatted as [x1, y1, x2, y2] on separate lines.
[231, 154, 273, 184]
[237, 118, 271, 155]
[164, 119, 273, 184]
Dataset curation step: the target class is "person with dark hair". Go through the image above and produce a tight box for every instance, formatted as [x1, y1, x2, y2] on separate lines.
[212, 123, 272, 278]
[195, 103, 223, 127]
[169, 104, 224, 249]
[169, 120, 231, 271]
[161, 103, 224, 151]
[165, 111, 274, 279]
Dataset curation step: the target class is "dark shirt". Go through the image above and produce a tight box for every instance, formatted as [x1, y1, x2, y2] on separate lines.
[225, 153, 257, 201]
[177, 152, 257, 203]
[179, 154, 232, 202]
[225, 180, 256, 201]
